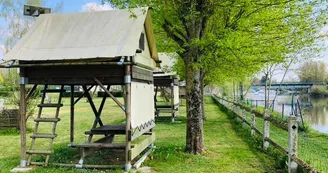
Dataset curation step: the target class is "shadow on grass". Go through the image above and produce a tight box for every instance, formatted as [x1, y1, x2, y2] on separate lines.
[155, 116, 187, 124]
[0, 127, 33, 136]
[213, 99, 287, 173]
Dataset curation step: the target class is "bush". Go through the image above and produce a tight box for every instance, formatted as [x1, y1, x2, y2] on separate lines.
[310, 85, 328, 96]
[0, 87, 9, 97]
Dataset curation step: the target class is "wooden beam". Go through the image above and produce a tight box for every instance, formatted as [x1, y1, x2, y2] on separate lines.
[94, 78, 125, 112]
[82, 85, 103, 126]
[25, 84, 37, 101]
[70, 85, 74, 146]
[90, 85, 109, 129]
[129, 134, 155, 160]
[133, 145, 154, 169]
[74, 85, 94, 105]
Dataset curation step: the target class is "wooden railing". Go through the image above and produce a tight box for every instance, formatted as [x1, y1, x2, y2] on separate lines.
[212, 95, 318, 173]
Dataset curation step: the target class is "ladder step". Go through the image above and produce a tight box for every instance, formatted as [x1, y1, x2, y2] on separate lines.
[41, 89, 66, 93]
[26, 150, 53, 155]
[34, 118, 61, 122]
[30, 133, 57, 139]
[30, 162, 44, 166]
[37, 103, 63, 108]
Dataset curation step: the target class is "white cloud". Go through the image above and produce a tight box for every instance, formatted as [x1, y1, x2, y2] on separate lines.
[82, 2, 113, 12]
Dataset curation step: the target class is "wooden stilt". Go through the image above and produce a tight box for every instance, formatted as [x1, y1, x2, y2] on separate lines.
[70, 85, 74, 146]
[82, 85, 103, 127]
[19, 75, 27, 167]
[125, 56, 132, 172]
[171, 82, 174, 122]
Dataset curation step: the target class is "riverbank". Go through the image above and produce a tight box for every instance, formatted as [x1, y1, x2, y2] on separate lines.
[0, 97, 282, 173]
[310, 85, 328, 97]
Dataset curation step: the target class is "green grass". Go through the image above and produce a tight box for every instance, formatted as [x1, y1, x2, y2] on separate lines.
[0, 97, 282, 172]
[214, 96, 328, 173]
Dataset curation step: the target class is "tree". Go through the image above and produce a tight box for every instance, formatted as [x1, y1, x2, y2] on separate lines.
[0, 0, 63, 117]
[298, 60, 328, 82]
[107, 0, 328, 154]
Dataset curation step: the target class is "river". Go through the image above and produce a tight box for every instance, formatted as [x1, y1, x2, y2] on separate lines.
[246, 92, 328, 134]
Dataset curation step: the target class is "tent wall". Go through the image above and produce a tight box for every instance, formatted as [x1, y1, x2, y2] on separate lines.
[174, 86, 179, 105]
[131, 81, 154, 129]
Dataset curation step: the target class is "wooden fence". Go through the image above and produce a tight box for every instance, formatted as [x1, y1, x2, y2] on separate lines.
[0, 109, 19, 129]
[212, 95, 318, 173]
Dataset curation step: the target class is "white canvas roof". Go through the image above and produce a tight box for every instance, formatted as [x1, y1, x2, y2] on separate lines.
[4, 7, 159, 68]
[158, 52, 177, 68]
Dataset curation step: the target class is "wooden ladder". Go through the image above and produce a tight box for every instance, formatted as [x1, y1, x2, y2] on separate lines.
[27, 85, 65, 166]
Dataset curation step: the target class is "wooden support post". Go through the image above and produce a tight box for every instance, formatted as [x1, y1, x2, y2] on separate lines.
[70, 85, 74, 146]
[171, 82, 175, 122]
[125, 56, 132, 172]
[282, 104, 284, 118]
[19, 72, 27, 167]
[242, 105, 246, 128]
[263, 109, 270, 152]
[288, 116, 298, 173]
[251, 108, 256, 136]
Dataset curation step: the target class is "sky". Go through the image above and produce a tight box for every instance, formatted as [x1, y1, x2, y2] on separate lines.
[45, 0, 112, 13]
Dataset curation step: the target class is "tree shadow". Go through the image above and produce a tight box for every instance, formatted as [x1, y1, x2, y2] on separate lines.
[213, 101, 287, 173]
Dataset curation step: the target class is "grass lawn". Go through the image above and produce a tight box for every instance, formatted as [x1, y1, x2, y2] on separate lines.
[214, 96, 328, 173]
[0, 96, 282, 173]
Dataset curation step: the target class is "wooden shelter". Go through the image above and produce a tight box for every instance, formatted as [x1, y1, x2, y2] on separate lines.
[3, 8, 158, 171]
[153, 72, 179, 122]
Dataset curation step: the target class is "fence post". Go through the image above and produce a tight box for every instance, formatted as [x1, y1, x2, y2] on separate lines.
[288, 116, 298, 173]
[242, 102, 246, 128]
[263, 109, 270, 152]
[251, 106, 256, 136]
[282, 104, 284, 118]
[236, 105, 240, 116]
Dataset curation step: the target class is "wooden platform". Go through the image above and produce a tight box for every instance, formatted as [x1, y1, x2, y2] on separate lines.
[75, 143, 134, 149]
[85, 124, 126, 135]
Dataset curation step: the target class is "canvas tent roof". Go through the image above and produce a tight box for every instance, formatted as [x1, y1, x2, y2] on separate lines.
[4, 7, 159, 68]
[158, 53, 177, 68]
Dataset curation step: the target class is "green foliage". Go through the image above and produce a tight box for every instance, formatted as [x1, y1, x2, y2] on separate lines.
[310, 85, 328, 96]
[0, 69, 40, 118]
[0, 128, 20, 135]
[298, 60, 328, 82]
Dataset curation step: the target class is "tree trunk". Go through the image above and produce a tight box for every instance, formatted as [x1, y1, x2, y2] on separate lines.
[233, 81, 235, 100]
[264, 73, 268, 109]
[185, 59, 204, 154]
[239, 82, 244, 101]
[200, 70, 206, 121]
